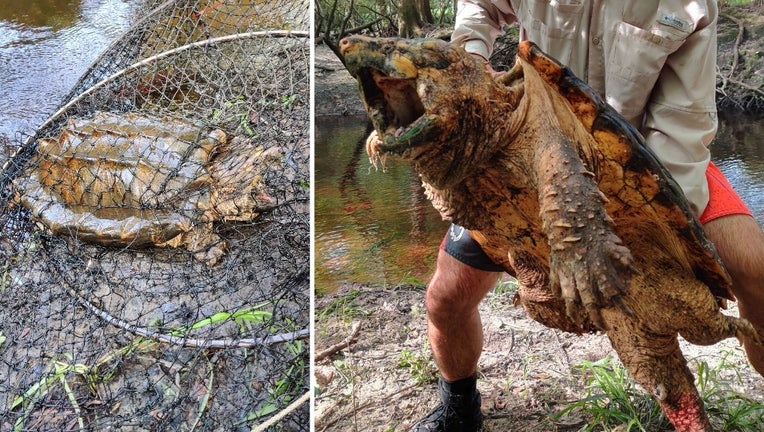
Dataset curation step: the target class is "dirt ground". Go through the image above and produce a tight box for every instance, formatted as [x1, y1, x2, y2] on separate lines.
[314, 6, 764, 432]
[314, 46, 366, 118]
[314, 283, 763, 432]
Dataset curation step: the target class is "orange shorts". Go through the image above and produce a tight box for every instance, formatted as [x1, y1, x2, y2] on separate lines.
[699, 161, 752, 224]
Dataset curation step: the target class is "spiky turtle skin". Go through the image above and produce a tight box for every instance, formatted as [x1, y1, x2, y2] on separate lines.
[340, 35, 761, 432]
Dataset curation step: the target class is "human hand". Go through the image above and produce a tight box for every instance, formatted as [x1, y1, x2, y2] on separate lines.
[470, 53, 505, 78]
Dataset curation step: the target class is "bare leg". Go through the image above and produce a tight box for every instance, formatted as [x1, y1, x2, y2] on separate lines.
[704, 214, 764, 376]
[426, 250, 501, 381]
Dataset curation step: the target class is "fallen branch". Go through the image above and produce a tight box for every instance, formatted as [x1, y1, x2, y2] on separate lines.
[714, 15, 764, 106]
[43, 243, 310, 349]
[251, 391, 310, 432]
[315, 321, 362, 362]
[48, 255, 308, 349]
[721, 13, 745, 78]
[75, 292, 310, 349]
[728, 77, 764, 97]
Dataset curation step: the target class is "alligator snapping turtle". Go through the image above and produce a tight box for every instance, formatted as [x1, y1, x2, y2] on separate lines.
[340, 36, 762, 431]
[15, 111, 280, 265]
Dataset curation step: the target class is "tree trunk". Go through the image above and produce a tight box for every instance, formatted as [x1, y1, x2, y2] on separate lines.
[398, 0, 424, 37]
[416, 0, 434, 24]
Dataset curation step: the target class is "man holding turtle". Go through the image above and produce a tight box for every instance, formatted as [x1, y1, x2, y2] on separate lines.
[417, 1, 764, 431]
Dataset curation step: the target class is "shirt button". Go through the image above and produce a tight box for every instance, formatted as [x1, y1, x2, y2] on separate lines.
[652, 34, 663, 44]
[592, 36, 601, 46]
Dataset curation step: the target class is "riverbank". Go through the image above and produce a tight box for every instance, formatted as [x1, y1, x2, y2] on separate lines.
[314, 283, 763, 431]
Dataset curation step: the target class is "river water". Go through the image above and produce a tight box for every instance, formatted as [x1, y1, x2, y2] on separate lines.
[315, 114, 764, 292]
[0, 0, 145, 139]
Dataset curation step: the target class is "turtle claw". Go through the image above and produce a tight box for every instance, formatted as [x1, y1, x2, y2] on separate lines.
[551, 234, 635, 331]
[613, 296, 635, 319]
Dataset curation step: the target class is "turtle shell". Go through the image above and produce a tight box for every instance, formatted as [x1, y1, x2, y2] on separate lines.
[16, 111, 225, 247]
[517, 41, 733, 301]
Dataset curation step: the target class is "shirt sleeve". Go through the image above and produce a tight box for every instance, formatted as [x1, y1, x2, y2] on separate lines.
[640, 12, 718, 217]
[451, 0, 517, 60]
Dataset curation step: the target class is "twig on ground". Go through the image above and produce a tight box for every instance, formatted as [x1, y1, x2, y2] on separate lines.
[251, 391, 310, 432]
[47, 251, 310, 349]
[76, 291, 310, 349]
[315, 321, 363, 362]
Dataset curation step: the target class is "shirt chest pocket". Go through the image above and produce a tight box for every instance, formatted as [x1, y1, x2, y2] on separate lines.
[605, 20, 688, 119]
[517, 0, 584, 65]
[525, 0, 584, 38]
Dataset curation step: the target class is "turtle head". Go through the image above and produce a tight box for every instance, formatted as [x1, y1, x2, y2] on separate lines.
[340, 36, 505, 185]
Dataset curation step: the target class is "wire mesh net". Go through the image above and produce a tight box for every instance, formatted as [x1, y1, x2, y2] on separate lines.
[0, 0, 310, 430]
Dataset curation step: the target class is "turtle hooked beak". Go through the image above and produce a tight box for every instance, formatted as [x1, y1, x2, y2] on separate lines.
[341, 37, 435, 155]
[355, 67, 433, 153]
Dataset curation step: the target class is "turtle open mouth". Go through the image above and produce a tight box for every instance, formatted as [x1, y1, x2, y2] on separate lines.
[355, 66, 432, 154]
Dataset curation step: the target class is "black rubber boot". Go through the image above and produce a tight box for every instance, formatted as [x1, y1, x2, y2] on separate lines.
[413, 375, 483, 432]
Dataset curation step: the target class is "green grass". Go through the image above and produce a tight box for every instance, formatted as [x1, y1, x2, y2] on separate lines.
[316, 289, 365, 321]
[398, 343, 438, 385]
[557, 353, 764, 431]
[556, 357, 670, 431]
[9, 304, 304, 431]
[8, 338, 161, 432]
[720, 0, 759, 6]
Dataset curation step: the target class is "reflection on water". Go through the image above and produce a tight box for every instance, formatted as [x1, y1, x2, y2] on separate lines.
[315, 115, 764, 290]
[714, 114, 764, 223]
[314, 115, 449, 293]
[0, 0, 80, 28]
[0, 0, 144, 138]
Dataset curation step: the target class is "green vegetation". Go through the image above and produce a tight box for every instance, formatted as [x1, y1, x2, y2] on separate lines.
[492, 276, 519, 297]
[396, 274, 427, 288]
[316, 289, 365, 321]
[398, 344, 438, 385]
[211, 96, 258, 138]
[240, 338, 308, 427]
[557, 354, 764, 431]
[720, 0, 758, 6]
[8, 338, 160, 432]
[8, 302, 304, 431]
[167, 301, 273, 337]
[1, 231, 40, 293]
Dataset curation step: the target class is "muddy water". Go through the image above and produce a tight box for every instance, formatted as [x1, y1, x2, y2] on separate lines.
[314, 116, 449, 293]
[315, 114, 764, 291]
[0, 0, 144, 139]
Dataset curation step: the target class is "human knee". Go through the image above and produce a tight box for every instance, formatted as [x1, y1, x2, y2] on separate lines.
[426, 270, 468, 317]
[426, 252, 499, 318]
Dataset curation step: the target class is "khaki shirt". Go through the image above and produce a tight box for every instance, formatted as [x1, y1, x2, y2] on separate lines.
[452, 0, 719, 216]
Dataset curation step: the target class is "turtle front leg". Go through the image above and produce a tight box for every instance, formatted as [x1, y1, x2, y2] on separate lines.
[533, 130, 634, 330]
